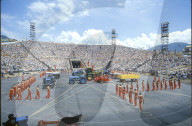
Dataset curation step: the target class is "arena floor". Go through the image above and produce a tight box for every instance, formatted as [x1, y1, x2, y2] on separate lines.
[1, 73, 191, 126]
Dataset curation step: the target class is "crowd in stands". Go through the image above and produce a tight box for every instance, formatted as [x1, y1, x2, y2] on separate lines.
[1, 41, 191, 78]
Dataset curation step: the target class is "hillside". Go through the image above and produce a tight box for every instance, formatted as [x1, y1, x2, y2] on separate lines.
[148, 42, 189, 52]
[1, 35, 17, 42]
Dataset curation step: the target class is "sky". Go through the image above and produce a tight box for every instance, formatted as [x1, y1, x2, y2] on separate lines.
[1, 0, 191, 49]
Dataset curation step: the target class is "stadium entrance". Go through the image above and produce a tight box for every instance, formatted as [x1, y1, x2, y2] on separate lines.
[69, 59, 85, 69]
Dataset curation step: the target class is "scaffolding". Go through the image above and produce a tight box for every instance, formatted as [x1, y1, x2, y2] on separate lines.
[112, 29, 116, 45]
[30, 22, 35, 41]
[161, 22, 169, 54]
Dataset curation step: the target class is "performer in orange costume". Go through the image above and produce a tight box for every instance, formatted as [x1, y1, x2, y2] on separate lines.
[119, 84, 122, 97]
[45, 86, 50, 99]
[160, 81, 163, 91]
[152, 81, 155, 91]
[20, 82, 24, 92]
[120, 85, 123, 98]
[178, 80, 181, 89]
[129, 88, 133, 104]
[131, 83, 133, 90]
[136, 82, 139, 92]
[9, 87, 14, 101]
[174, 79, 177, 89]
[163, 77, 165, 84]
[142, 80, 145, 92]
[138, 93, 143, 111]
[116, 84, 118, 95]
[13, 84, 17, 98]
[26, 85, 32, 100]
[165, 80, 167, 90]
[156, 81, 159, 91]
[16, 86, 22, 101]
[170, 79, 173, 90]
[134, 89, 138, 106]
[16, 84, 19, 92]
[35, 85, 40, 100]
[126, 83, 129, 93]
[122, 87, 126, 100]
[147, 81, 150, 92]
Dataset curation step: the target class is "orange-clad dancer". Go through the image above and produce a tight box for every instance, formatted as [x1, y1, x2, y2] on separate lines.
[120, 85, 123, 98]
[147, 81, 150, 92]
[142, 80, 145, 92]
[178, 80, 181, 89]
[160, 81, 163, 91]
[156, 81, 159, 91]
[9, 86, 14, 101]
[129, 88, 133, 104]
[26, 85, 32, 100]
[126, 83, 129, 93]
[165, 80, 167, 90]
[152, 81, 155, 91]
[20, 82, 24, 92]
[35, 85, 40, 100]
[134, 89, 138, 106]
[174, 79, 177, 89]
[122, 87, 126, 100]
[115, 84, 119, 95]
[119, 84, 121, 97]
[131, 83, 133, 90]
[136, 82, 139, 92]
[24, 81, 27, 90]
[170, 79, 173, 90]
[45, 86, 50, 99]
[16, 84, 19, 92]
[13, 84, 17, 98]
[16, 86, 22, 101]
[116, 84, 119, 95]
[138, 93, 143, 111]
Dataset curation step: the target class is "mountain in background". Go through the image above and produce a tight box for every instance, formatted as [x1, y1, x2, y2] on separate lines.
[148, 42, 190, 52]
[1, 35, 17, 42]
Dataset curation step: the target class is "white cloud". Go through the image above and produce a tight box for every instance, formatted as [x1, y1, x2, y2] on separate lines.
[121, 28, 191, 49]
[53, 29, 106, 44]
[169, 29, 191, 44]
[1, 13, 14, 22]
[40, 28, 191, 49]
[28, 1, 50, 12]
[82, 29, 103, 37]
[122, 33, 159, 49]
[55, 31, 81, 43]
[77, 10, 89, 17]
[1, 14, 14, 27]
[1, 27, 18, 39]
[26, 0, 75, 39]
[17, 20, 30, 30]
[82, 0, 89, 6]
[41, 33, 54, 41]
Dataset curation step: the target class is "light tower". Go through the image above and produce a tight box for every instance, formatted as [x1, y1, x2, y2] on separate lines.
[161, 22, 169, 54]
[112, 29, 116, 45]
[30, 22, 35, 41]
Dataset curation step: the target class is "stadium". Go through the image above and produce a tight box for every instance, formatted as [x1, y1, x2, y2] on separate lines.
[1, 0, 191, 126]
